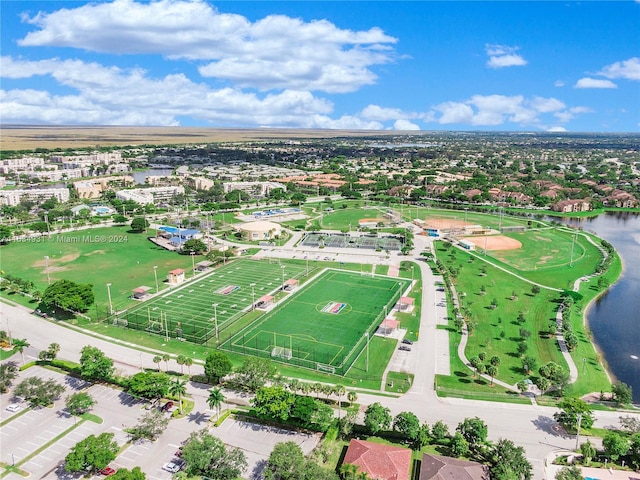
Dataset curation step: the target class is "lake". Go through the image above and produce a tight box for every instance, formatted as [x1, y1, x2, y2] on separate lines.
[559, 212, 640, 402]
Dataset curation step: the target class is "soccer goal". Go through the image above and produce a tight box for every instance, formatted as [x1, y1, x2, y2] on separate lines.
[271, 346, 293, 360]
[316, 363, 336, 374]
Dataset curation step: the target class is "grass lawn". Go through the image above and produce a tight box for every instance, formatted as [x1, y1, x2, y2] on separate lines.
[222, 269, 410, 375]
[0, 226, 194, 317]
[318, 205, 389, 230]
[435, 242, 566, 386]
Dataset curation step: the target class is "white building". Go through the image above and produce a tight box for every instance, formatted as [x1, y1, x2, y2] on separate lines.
[0, 188, 70, 206]
[116, 186, 185, 205]
[222, 181, 286, 197]
[0, 157, 45, 174]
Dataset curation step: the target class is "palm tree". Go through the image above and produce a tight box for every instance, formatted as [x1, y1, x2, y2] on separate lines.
[486, 365, 498, 386]
[13, 339, 30, 365]
[184, 357, 193, 376]
[168, 379, 187, 414]
[335, 384, 346, 419]
[340, 463, 358, 480]
[162, 354, 171, 372]
[347, 390, 357, 405]
[153, 355, 162, 371]
[48, 342, 60, 360]
[207, 387, 225, 421]
[176, 355, 186, 374]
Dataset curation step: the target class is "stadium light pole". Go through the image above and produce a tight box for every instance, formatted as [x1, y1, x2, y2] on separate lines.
[44, 256, 51, 285]
[190, 251, 196, 278]
[250, 283, 256, 311]
[569, 233, 577, 267]
[153, 266, 159, 293]
[213, 303, 219, 342]
[281, 265, 286, 291]
[106, 283, 113, 315]
[365, 332, 369, 372]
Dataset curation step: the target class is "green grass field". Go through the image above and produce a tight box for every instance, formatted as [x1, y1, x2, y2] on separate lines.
[222, 269, 410, 375]
[121, 259, 309, 343]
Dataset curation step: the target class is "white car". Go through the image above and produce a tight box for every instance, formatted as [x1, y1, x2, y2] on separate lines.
[162, 460, 185, 473]
[6, 403, 22, 413]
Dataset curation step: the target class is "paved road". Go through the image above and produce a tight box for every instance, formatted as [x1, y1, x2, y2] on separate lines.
[2, 280, 639, 480]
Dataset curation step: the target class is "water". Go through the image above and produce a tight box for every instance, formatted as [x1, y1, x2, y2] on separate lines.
[557, 212, 640, 402]
[131, 168, 174, 185]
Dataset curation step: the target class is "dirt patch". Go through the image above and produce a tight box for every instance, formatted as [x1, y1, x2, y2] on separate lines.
[425, 217, 473, 230]
[84, 249, 106, 256]
[462, 235, 522, 251]
[534, 235, 552, 242]
[359, 218, 386, 224]
[32, 253, 80, 267]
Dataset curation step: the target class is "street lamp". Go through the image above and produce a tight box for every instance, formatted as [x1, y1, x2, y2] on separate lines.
[212, 303, 219, 342]
[44, 255, 51, 285]
[153, 266, 159, 293]
[569, 233, 577, 267]
[106, 283, 113, 315]
[190, 251, 196, 278]
[250, 283, 256, 311]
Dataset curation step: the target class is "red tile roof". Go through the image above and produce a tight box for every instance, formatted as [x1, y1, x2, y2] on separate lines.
[343, 439, 412, 480]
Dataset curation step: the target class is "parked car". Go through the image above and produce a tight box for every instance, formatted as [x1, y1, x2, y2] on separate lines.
[99, 467, 116, 476]
[6, 403, 22, 413]
[401, 339, 413, 345]
[160, 401, 174, 413]
[162, 459, 185, 473]
[398, 346, 411, 352]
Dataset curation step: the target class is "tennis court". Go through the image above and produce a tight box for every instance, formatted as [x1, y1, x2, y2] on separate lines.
[114, 259, 309, 344]
[221, 269, 410, 375]
[300, 233, 403, 251]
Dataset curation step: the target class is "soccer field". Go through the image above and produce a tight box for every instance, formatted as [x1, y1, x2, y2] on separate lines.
[117, 259, 309, 343]
[221, 270, 410, 375]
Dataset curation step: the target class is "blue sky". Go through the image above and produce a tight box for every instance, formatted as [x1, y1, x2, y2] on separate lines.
[1, 0, 638, 132]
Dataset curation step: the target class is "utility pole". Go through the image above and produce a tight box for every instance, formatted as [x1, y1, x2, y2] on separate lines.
[575, 412, 583, 450]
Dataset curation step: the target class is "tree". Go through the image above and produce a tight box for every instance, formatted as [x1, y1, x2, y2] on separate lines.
[0, 361, 19, 393]
[64, 432, 118, 474]
[264, 441, 305, 480]
[39, 342, 61, 361]
[630, 433, 640, 469]
[431, 421, 450, 443]
[490, 355, 501, 367]
[449, 432, 469, 457]
[79, 346, 114, 381]
[602, 431, 630, 462]
[168, 378, 187, 414]
[126, 372, 170, 400]
[13, 338, 29, 365]
[364, 402, 392, 435]
[486, 365, 498, 385]
[181, 430, 247, 480]
[14, 377, 65, 407]
[183, 239, 207, 255]
[231, 357, 277, 392]
[176, 354, 187, 374]
[110, 467, 146, 480]
[531, 285, 540, 295]
[555, 466, 582, 480]
[184, 357, 193, 375]
[553, 398, 595, 432]
[347, 390, 357, 404]
[112, 215, 128, 225]
[130, 217, 149, 233]
[42, 279, 94, 312]
[456, 417, 488, 446]
[393, 411, 421, 442]
[126, 410, 169, 442]
[161, 353, 170, 372]
[204, 351, 233, 384]
[611, 382, 633, 405]
[152, 355, 162, 371]
[207, 387, 225, 421]
[252, 386, 294, 422]
[66, 392, 96, 416]
[488, 438, 532, 480]
[580, 440, 596, 466]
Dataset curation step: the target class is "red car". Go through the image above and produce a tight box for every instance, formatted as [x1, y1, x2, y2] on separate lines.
[99, 467, 116, 476]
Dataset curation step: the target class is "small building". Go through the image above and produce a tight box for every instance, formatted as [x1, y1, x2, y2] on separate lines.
[237, 221, 282, 241]
[426, 227, 440, 237]
[168, 229, 203, 249]
[131, 286, 152, 300]
[167, 269, 186, 285]
[255, 295, 274, 310]
[459, 239, 476, 251]
[378, 318, 400, 335]
[419, 453, 489, 480]
[283, 279, 299, 291]
[398, 296, 415, 311]
[342, 439, 412, 480]
[195, 260, 214, 272]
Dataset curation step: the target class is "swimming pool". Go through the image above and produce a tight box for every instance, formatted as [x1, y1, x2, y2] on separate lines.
[159, 226, 180, 234]
[92, 206, 113, 215]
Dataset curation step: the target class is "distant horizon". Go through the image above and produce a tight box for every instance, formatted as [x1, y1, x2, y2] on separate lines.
[1, 1, 638, 133]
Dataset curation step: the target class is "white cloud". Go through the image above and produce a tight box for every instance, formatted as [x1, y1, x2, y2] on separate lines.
[430, 94, 583, 128]
[17, 0, 397, 93]
[547, 126, 567, 132]
[598, 57, 640, 81]
[393, 119, 420, 130]
[554, 80, 565, 87]
[575, 77, 618, 89]
[485, 44, 527, 68]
